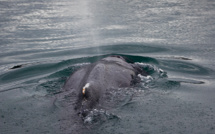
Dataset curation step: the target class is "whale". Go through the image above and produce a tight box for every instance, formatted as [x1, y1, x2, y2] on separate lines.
[62, 55, 146, 117]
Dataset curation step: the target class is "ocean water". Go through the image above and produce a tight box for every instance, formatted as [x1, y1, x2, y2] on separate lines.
[0, 0, 215, 134]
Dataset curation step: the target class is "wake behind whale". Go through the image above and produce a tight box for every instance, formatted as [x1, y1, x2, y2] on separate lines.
[62, 55, 147, 119]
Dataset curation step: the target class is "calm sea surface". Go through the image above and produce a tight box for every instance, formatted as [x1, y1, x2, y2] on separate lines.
[0, 0, 215, 133]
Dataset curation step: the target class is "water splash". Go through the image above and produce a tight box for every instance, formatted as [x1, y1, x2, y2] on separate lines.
[83, 109, 120, 124]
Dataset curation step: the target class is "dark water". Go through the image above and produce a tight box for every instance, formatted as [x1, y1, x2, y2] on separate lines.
[0, 0, 215, 133]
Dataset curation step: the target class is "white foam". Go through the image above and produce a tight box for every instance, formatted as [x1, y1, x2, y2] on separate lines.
[138, 74, 153, 83]
[83, 83, 90, 89]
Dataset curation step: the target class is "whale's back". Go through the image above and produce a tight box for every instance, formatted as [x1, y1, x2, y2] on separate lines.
[63, 56, 138, 92]
[62, 56, 145, 113]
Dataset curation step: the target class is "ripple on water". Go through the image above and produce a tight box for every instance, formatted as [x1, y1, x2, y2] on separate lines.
[159, 59, 211, 76]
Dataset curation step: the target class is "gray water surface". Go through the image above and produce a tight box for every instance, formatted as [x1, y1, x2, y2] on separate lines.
[0, 0, 215, 134]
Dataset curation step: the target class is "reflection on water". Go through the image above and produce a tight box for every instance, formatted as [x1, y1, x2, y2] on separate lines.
[0, 0, 215, 134]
